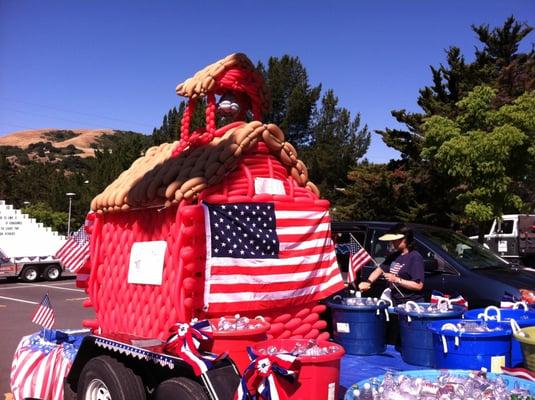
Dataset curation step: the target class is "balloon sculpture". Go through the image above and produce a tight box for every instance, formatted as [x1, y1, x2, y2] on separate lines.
[82, 53, 344, 343]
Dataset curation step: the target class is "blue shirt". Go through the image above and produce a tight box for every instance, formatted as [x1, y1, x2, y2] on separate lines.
[386, 250, 425, 305]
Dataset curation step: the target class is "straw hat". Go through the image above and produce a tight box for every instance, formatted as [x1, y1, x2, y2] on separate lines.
[378, 233, 405, 241]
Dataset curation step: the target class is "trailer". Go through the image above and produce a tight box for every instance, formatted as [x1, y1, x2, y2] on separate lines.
[0, 200, 66, 281]
[0, 248, 63, 282]
[64, 332, 240, 400]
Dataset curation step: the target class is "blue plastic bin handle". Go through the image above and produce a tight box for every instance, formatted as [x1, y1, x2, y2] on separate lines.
[483, 306, 501, 322]
[440, 323, 461, 353]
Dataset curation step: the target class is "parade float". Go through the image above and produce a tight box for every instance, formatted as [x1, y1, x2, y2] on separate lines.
[11, 53, 346, 400]
[10, 53, 535, 400]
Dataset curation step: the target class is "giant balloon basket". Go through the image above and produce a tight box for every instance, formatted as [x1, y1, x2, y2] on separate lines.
[9, 53, 535, 400]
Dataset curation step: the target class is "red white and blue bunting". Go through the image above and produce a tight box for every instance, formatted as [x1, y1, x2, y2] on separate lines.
[164, 320, 220, 376]
[235, 348, 299, 400]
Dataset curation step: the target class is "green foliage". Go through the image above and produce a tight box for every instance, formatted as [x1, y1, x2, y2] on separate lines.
[421, 86, 534, 224]
[21, 202, 68, 233]
[371, 16, 535, 231]
[1, 130, 150, 233]
[41, 130, 79, 142]
[261, 55, 321, 146]
[302, 90, 370, 199]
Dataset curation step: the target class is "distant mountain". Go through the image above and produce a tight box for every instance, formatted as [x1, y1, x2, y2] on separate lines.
[0, 128, 146, 166]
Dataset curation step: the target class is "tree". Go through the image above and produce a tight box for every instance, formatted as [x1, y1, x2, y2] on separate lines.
[378, 16, 533, 160]
[261, 55, 321, 146]
[421, 86, 535, 232]
[371, 16, 534, 230]
[302, 90, 370, 200]
[21, 202, 68, 233]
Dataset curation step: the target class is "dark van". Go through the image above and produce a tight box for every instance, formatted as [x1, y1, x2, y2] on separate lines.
[332, 221, 535, 309]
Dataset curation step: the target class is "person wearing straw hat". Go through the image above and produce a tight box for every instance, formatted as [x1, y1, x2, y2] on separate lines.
[358, 223, 425, 306]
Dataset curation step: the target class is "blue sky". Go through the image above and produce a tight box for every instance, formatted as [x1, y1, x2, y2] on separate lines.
[0, 1, 533, 163]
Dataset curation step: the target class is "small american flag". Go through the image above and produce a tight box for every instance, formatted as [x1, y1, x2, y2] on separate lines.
[32, 293, 55, 329]
[348, 235, 371, 283]
[202, 202, 344, 313]
[55, 225, 90, 273]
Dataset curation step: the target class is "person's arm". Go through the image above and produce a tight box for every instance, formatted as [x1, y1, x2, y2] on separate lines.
[384, 251, 424, 291]
[384, 274, 423, 291]
[358, 266, 383, 291]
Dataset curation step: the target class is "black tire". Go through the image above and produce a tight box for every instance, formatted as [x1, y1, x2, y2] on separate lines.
[20, 265, 40, 282]
[154, 377, 209, 400]
[44, 264, 62, 281]
[77, 355, 146, 400]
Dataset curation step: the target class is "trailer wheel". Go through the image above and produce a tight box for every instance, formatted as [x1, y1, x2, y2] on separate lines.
[21, 266, 39, 282]
[44, 264, 62, 281]
[78, 355, 146, 400]
[154, 377, 208, 400]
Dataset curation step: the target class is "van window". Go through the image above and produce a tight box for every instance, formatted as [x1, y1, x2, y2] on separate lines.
[418, 227, 509, 270]
[500, 220, 514, 234]
[370, 229, 390, 265]
[414, 240, 456, 274]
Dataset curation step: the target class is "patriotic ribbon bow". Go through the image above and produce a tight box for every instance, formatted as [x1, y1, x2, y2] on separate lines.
[163, 320, 215, 376]
[501, 293, 535, 310]
[430, 290, 468, 309]
[235, 348, 300, 400]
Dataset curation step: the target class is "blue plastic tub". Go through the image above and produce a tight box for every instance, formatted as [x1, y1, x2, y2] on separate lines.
[428, 319, 513, 371]
[465, 305, 535, 367]
[396, 302, 465, 367]
[328, 299, 389, 355]
[343, 369, 535, 400]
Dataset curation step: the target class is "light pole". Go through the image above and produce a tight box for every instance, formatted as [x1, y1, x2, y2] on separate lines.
[66, 192, 76, 237]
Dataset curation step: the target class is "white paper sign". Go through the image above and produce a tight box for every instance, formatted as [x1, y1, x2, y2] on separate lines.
[128, 241, 167, 285]
[498, 240, 508, 253]
[254, 177, 286, 195]
[336, 322, 350, 333]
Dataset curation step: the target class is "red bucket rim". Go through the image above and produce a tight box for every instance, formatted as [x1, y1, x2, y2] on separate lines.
[252, 338, 345, 363]
[209, 317, 270, 337]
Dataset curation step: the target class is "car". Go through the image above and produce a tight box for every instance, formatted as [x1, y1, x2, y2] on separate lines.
[331, 221, 535, 309]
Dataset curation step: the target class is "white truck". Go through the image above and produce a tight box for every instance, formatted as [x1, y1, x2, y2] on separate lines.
[471, 214, 535, 267]
[0, 200, 66, 281]
[0, 248, 64, 282]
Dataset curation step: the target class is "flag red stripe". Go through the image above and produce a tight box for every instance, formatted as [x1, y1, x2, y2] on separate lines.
[210, 256, 337, 276]
[210, 266, 341, 293]
[55, 226, 90, 273]
[275, 215, 331, 227]
[205, 275, 343, 313]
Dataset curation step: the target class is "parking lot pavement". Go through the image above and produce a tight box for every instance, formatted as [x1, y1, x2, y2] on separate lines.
[0, 277, 96, 396]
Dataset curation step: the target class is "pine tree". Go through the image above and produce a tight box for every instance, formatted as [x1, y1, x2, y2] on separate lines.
[370, 16, 535, 229]
[303, 90, 370, 199]
[261, 55, 321, 146]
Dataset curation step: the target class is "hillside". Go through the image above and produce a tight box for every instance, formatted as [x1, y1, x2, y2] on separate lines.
[0, 128, 115, 158]
[0, 128, 149, 170]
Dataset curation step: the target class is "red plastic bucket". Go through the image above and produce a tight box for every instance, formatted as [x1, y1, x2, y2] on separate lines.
[252, 339, 345, 400]
[209, 318, 270, 373]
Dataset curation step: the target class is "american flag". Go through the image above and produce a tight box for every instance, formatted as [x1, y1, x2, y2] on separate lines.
[348, 235, 371, 283]
[55, 225, 90, 273]
[32, 293, 55, 329]
[11, 333, 72, 400]
[202, 202, 344, 313]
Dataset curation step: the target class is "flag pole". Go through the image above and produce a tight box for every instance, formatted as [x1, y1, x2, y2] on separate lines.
[349, 234, 404, 297]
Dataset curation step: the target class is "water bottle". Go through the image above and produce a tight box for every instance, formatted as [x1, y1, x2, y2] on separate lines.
[359, 382, 373, 400]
